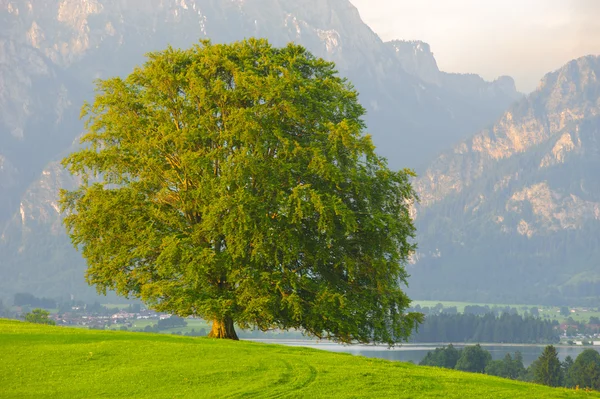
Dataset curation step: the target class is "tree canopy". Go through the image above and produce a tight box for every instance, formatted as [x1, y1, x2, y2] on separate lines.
[60, 38, 422, 344]
[571, 349, 600, 390]
[25, 308, 56, 325]
[455, 344, 492, 373]
[534, 345, 563, 387]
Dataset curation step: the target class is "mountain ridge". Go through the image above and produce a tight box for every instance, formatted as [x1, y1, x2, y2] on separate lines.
[411, 55, 600, 304]
[0, 0, 520, 300]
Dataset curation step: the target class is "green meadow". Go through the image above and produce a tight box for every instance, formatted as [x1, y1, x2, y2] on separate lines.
[1, 319, 598, 398]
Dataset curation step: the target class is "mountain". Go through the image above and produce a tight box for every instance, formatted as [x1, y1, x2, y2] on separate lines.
[388, 40, 517, 105]
[410, 55, 600, 305]
[0, 0, 519, 301]
[385, 40, 521, 163]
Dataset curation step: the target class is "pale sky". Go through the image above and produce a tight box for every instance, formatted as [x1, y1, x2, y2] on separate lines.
[349, 0, 600, 93]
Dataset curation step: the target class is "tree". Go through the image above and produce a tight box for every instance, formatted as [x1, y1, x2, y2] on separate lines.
[510, 351, 526, 380]
[534, 345, 562, 387]
[562, 355, 575, 388]
[455, 344, 491, 373]
[60, 39, 422, 344]
[419, 344, 461, 369]
[157, 315, 188, 330]
[571, 349, 600, 390]
[486, 353, 524, 379]
[485, 359, 509, 378]
[24, 308, 56, 325]
[486, 352, 525, 380]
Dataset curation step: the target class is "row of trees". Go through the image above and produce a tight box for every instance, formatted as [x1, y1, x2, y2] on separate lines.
[533, 346, 600, 389]
[13, 293, 57, 309]
[420, 344, 600, 390]
[411, 304, 538, 317]
[420, 344, 492, 373]
[116, 316, 189, 333]
[410, 313, 559, 344]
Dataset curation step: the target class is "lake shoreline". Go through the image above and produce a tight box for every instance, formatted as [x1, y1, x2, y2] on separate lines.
[245, 339, 597, 367]
[246, 339, 594, 348]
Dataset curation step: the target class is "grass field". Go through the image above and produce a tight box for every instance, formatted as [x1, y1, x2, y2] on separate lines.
[1, 319, 599, 398]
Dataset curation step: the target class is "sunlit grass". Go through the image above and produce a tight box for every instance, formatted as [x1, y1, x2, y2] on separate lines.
[1, 319, 597, 398]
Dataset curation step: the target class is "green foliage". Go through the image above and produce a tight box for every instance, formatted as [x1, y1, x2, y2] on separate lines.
[14, 293, 56, 308]
[156, 315, 187, 330]
[24, 308, 56, 325]
[411, 312, 559, 344]
[60, 38, 421, 344]
[419, 344, 461, 369]
[534, 345, 563, 387]
[562, 356, 575, 388]
[420, 344, 528, 382]
[571, 349, 600, 390]
[485, 359, 508, 378]
[2, 319, 597, 399]
[455, 344, 492, 373]
[485, 352, 526, 380]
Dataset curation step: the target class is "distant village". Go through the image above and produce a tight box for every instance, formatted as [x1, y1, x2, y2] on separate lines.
[5, 294, 600, 344]
[1, 293, 200, 333]
[52, 307, 167, 329]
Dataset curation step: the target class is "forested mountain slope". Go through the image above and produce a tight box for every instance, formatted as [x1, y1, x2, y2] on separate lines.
[411, 56, 600, 305]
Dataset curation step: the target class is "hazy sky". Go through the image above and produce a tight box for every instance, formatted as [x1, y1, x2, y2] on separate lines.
[349, 0, 600, 93]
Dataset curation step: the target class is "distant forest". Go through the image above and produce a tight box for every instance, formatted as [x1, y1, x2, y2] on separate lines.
[410, 313, 559, 344]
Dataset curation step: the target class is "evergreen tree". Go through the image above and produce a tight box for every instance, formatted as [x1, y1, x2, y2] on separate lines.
[562, 355, 575, 388]
[510, 351, 526, 380]
[534, 345, 562, 387]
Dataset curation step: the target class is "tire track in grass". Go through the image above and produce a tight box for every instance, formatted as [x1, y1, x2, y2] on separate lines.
[221, 355, 318, 398]
[262, 358, 318, 399]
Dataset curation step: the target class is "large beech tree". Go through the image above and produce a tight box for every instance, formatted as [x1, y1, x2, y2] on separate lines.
[61, 39, 422, 343]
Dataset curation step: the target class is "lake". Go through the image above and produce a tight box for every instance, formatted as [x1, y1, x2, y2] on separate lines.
[248, 340, 595, 367]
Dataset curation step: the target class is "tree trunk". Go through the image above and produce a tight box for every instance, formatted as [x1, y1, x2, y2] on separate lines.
[208, 316, 239, 340]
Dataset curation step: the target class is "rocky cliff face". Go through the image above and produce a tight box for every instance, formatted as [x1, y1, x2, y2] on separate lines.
[0, 0, 519, 300]
[416, 56, 600, 207]
[0, 35, 77, 223]
[411, 56, 600, 305]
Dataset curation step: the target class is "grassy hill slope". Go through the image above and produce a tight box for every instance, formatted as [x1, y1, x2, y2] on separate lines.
[0, 319, 596, 398]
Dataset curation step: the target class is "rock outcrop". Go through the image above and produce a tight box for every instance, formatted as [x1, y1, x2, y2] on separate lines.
[411, 56, 600, 304]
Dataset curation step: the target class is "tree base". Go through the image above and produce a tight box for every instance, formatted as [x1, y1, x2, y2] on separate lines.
[208, 317, 239, 340]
